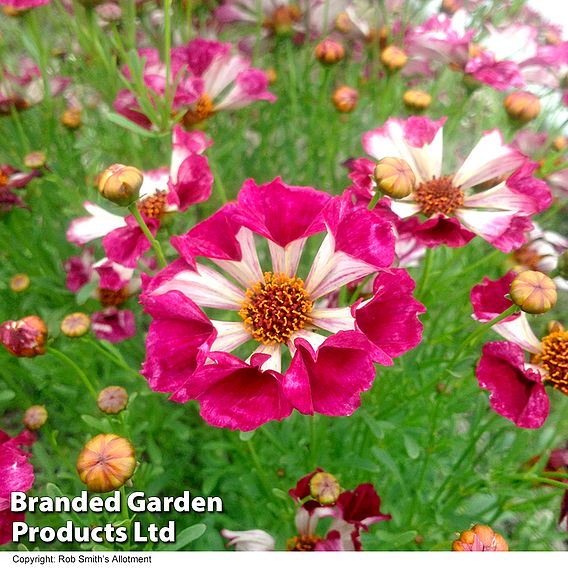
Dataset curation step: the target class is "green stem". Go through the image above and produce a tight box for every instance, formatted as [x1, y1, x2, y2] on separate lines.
[247, 438, 273, 497]
[80, 337, 141, 379]
[47, 346, 98, 399]
[128, 204, 167, 268]
[367, 190, 381, 211]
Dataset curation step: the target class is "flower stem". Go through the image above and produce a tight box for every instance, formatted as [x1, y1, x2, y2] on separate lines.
[128, 203, 167, 268]
[47, 346, 98, 399]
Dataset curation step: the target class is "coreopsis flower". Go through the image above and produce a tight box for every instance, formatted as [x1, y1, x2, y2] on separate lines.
[114, 39, 275, 131]
[0, 57, 69, 115]
[0, 0, 50, 8]
[67, 128, 212, 268]
[0, 164, 41, 213]
[452, 524, 508, 551]
[60, 312, 91, 338]
[349, 116, 551, 252]
[471, 272, 567, 428]
[0, 316, 47, 357]
[0, 428, 35, 545]
[76, 434, 136, 493]
[141, 178, 425, 430]
[221, 528, 275, 551]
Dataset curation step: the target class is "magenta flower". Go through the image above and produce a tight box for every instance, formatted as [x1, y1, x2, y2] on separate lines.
[0, 429, 35, 545]
[0, 164, 41, 213]
[349, 116, 551, 252]
[0, 0, 50, 9]
[472, 273, 568, 428]
[141, 178, 425, 430]
[66, 127, 213, 268]
[91, 308, 136, 343]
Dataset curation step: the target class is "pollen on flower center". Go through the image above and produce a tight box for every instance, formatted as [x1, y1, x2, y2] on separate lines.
[512, 244, 542, 271]
[239, 272, 313, 345]
[97, 287, 130, 307]
[182, 94, 215, 127]
[286, 534, 321, 551]
[0, 171, 9, 186]
[414, 175, 464, 217]
[535, 330, 568, 395]
[137, 190, 167, 219]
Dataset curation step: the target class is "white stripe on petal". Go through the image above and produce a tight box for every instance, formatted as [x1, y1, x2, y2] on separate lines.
[212, 227, 263, 288]
[246, 342, 282, 373]
[310, 306, 356, 333]
[151, 263, 245, 309]
[67, 202, 126, 245]
[269, 239, 306, 276]
[210, 320, 251, 352]
[492, 313, 542, 354]
[407, 124, 444, 181]
[287, 330, 327, 356]
[390, 200, 421, 218]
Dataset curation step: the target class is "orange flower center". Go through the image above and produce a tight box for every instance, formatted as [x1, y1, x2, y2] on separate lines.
[414, 176, 464, 217]
[182, 94, 215, 127]
[239, 272, 313, 345]
[286, 535, 321, 551]
[138, 190, 167, 220]
[97, 287, 130, 307]
[512, 245, 543, 271]
[535, 331, 568, 395]
[0, 171, 8, 187]
[264, 5, 302, 32]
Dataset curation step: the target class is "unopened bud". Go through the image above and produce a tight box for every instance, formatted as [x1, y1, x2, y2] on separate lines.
[76, 433, 136, 493]
[266, 67, 277, 85]
[403, 90, 432, 112]
[544, 30, 561, 46]
[510, 270, 557, 314]
[380, 45, 407, 72]
[315, 39, 345, 65]
[335, 12, 352, 34]
[452, 524, 508, 551]
[332, 86, 359, 113]
[504, 91, 541, 124]
[24, 151, 46, 169]
[23, 405, 48, 431]
[552, 135, 567, 152]
[309, 471, 340, 505]
[98, 164, 143, 206]
[95, 2, 122, 22]
[97, 386, 129, 414]
[61, 312, 91, 338]
[271, 5, 301, 36]
[10, 273, 30, 293]
[61, 108, 82, 130]
[0, 316, 47, 358]
[373, 157, 416, 199]
[441, 0, 461, 14]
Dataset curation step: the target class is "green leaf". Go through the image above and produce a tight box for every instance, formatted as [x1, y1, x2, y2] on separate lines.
[81, 414, 112, 432]
[157, 524, 206, 551]
[403, 434, 421, 460]
[76, 279, 99, 306]
[239, 430, 255, 442]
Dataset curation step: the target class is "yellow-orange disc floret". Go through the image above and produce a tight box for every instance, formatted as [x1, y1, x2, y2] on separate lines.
[414, 176, 464, 217]
[286, 535, 321, 551]
[535, 330, 568, 395]
[182, 94, 215, 127]
[137, 190, 168, 220]
[239, 272, 313, 345]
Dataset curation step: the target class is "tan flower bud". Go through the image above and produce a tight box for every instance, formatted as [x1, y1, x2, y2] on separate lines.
[332, 86, 359, 113]
[10, 273, 30, 293]
[373, 157, 416, 199]
[76, 434, 136, 493]
[380, 45, 408, 72]
[441, 0, 461, 14]
[0, 316, 47, 358]
[98, 164, 143, 206]
[315, 39, 345, 65]
[24, 151, 46, 169]
[23, 405, 48, 431]
[335, 12, 352, 34]
[266, 67, 277, 85]
[61, 108, 82, 130]
[452, 524, 508, 551]
[552, 135, 567, 152]
[403, 89, 432, 112]
[510, 270, 557, 314]
[97, 386, 129, 415]
[61, 312, 91, 338]
[504, 91, 541, 124]
[309, 471, 340, 505]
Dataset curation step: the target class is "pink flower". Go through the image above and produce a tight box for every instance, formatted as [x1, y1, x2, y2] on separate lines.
[66, 127, 213, 268]
[91, 308, 136, 343]
[220, 529, 275, 551]
[472, 273, 568, 428]
[352, 116, 551, 252]
[0, 164, 41, 212]
[141, 178, 425, 430]
[0, 429, 35, 545]
[0, 0, 50, 7]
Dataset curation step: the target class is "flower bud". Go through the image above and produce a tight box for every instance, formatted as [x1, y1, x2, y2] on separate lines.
[552, 135, 567, 152]
[23, 405, 48, 431]
[97, 386, 129, 415]
[0, 316, 47, 358]
[95, 2, 122, 22]
[510, 270, 557, 314]
[335, 12, 352, 34]
[544, 30, 561, 46]
[2, 6, 26, 17]
[24, 151, 46, 169]
[332, 86, 359, 113]
[380, 46, 408, 72]
[266, 67, 277, 85]
[10, 273, 30, 293]
[76, 434, 136, 493]
[315, 39, 345, 65]
[504, 91, 540, 124]
[309, 471, 340, 505]
[61, 107, 82, 130]
[98, 164, 143, 206]
[373, 157, 416, 199]
[452, 524, 508, 551]
[271, 5, 301, 36]
[403, 90, 432, 112]
[61, 312, 91, 338]
[441, 0, 461, 14]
